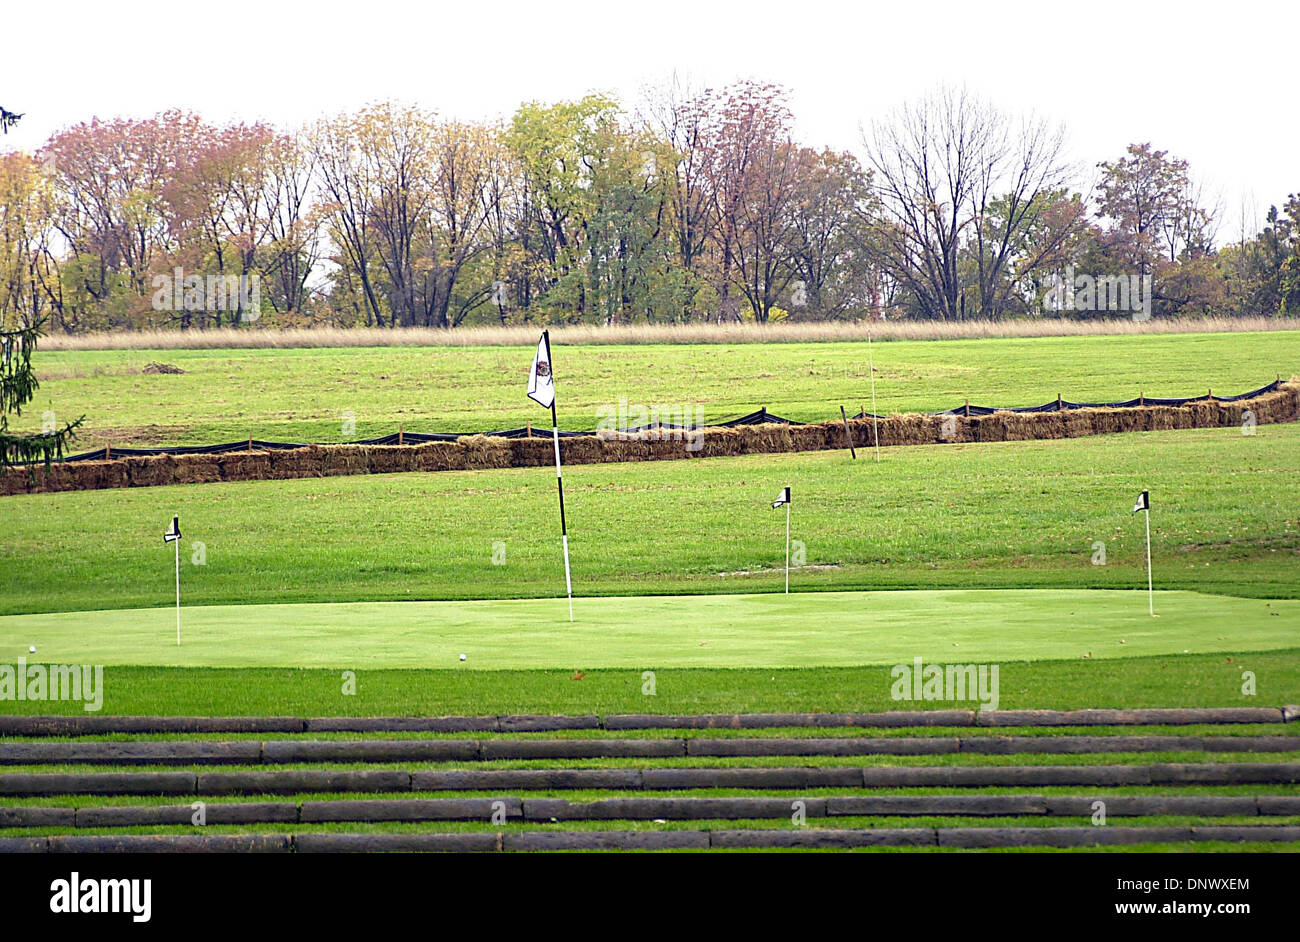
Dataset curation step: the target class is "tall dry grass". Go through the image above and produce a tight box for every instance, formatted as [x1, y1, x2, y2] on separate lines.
[40, 315, 1298, 351]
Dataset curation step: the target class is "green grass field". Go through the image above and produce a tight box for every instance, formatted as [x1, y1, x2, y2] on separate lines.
[4, 328, 1299, 720]
[3, 590, 1296, 669]
[17, 330, 1299, 449]
[4, 424, 1297, 617]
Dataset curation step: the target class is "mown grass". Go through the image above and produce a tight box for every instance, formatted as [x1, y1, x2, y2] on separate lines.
[4, 589, 1296, 668]
[3, 723, 1291, 742]
[0, 651, 1294, 717]
[17, 330, 1299, 449]
[4, 424, 1299, 618]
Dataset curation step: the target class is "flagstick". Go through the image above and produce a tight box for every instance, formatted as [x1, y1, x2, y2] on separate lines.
[1144, 506, 1154, 617]
[784, 500, 791, 595]
[867, 332, 881, 462]
[543, 331, 574, 622]
[174, 535, 181, 645]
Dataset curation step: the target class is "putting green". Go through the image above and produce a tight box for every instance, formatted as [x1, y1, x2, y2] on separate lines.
[0, 590, 1295, 669]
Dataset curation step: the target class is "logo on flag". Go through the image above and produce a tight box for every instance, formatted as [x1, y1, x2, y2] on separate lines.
[772, 486, 790, 508]
[1132, 491, 1149, 513]
[527, 333, 555, 408]
[164, 516, 181, 543]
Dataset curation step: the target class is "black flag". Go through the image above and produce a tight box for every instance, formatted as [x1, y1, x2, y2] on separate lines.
[1132, 491, 1149, 513]
[772, 486, 790, 508]
[164, 516, 181, 543]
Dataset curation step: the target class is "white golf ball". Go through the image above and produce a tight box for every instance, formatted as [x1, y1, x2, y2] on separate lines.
[29, 646, 36, 654]
[459, 653, 467, 661]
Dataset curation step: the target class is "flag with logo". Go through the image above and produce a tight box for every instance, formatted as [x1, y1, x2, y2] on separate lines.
[527, 334, 555, 408]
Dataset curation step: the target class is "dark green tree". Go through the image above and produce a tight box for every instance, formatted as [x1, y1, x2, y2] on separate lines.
[1, 320, 83, 468]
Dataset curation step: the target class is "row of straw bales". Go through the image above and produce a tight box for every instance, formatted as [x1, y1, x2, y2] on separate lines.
[4, 381, 1295, 496]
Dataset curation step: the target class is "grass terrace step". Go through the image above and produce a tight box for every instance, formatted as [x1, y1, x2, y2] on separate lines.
[1, 735, 1297, 765]
[7, 794, 1295, 829]
[1, 707, 1295, 737]
[5, 825, 1300, 853]
[4, 763, 1298, 797]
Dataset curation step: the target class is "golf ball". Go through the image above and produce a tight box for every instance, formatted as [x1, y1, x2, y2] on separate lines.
[459, 653, 467, 661]
[29, 646, 36, 654]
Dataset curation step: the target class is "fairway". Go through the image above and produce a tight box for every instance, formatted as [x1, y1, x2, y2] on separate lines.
[17, 331, 1299, 450]
[6, 424, 1300, 616]
[3, 589, 1295, 669]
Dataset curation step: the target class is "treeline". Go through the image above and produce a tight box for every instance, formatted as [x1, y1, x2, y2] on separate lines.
[1, 82, 1298, 333]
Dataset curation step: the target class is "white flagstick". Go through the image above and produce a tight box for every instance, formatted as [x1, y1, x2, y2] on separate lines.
[543, 332, 574, 622]
[867, 332, 881, 462]
[174, 532, 181, 645]
[1144, 506, 1154, 617]
[784, 500, 791, 594]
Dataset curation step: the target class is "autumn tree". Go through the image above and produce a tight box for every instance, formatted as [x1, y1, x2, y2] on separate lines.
[637, 77, 717, 320]
[42, 112, 202, 329]
[1096, 144, 1216, 272]
[697, 81, 797, 322]
[505, 95, 622, 320]
[312, 109, 389, 326]
[420, 121, 504, 327]
[787, 148, 876, 319]
[260, 130, 321, 317]
[865, 88, 1078, 321]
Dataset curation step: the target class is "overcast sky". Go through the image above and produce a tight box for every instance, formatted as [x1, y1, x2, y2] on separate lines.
[4, 0, 1294, 236]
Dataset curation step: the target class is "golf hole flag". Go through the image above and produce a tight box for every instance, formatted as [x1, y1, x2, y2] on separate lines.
[1133, 490, 1155, 616]
[163, 515, 182, 645]
[527, 334, 555, 408]
[527, 331, 573, 621]
[772, 486, 791, 593]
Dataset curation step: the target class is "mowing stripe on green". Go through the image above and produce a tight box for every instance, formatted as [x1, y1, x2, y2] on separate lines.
[1, 589, 1295, 669]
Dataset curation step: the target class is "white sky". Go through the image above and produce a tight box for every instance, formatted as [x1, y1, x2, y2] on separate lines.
[3, 0, 1295, 237]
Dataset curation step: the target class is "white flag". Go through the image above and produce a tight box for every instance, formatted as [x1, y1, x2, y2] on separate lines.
[527, 334, 555, 408]
[164, 516, 181, 543]
[772, 486, 790, 508]
[1132, 491, 1149, 513]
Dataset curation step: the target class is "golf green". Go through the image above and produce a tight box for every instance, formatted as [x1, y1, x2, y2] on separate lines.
[2, 589, 1294, 669]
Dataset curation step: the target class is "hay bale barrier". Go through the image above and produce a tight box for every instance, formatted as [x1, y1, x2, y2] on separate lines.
[4, 379, 1296, 496]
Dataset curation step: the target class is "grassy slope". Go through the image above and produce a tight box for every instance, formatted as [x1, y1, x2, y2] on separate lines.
[4, 424, 1298, 616]
[0, 650, 1294, 716]
[16, 331, 1299, 449]
[2, 590, 1297, 669]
